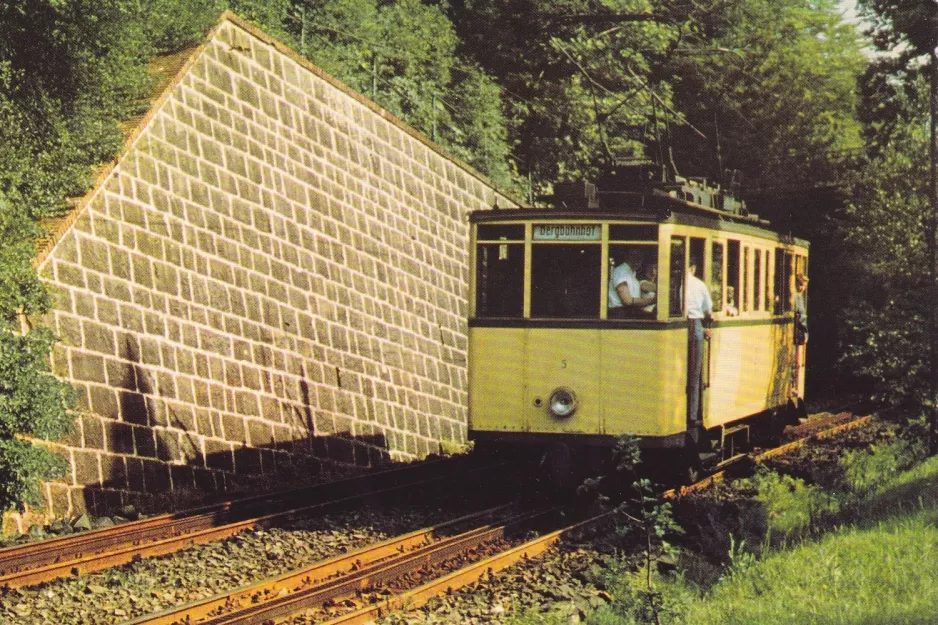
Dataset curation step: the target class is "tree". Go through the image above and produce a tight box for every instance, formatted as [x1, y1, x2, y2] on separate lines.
[836, 76, 930, 408]
[661, 0, 865, 212]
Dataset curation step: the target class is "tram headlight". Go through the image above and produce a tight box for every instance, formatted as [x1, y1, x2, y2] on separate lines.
[548, 387, 577, 418]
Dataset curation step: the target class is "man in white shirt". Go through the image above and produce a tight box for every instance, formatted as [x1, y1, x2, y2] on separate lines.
[686, 262, 713, 425]
[608, 252, 656, 318]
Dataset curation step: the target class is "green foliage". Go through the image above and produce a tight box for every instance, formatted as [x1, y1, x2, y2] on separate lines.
[663, 0, 865, 196]
[452, 0, 678, 193]
[229, 0, 518, 190]
[744, 468, 838, 545]
[603, 436, 684, 624]
[838, 436, 923, 498]
[836, 75, 930, 409]
[0, 192, 76, 512]
[672, 457, 938, 625]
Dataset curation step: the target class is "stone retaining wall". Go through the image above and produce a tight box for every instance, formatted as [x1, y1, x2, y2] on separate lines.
[18, 13, 515, 527]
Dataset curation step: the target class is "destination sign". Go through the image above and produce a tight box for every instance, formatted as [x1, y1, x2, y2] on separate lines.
[533, 224, 601, 241]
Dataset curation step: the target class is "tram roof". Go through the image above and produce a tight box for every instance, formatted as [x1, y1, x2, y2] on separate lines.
[471, 191, 809, 249]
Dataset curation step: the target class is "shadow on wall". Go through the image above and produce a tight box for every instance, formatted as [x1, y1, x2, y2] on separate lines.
[79, 431, 392, 517]
[75, 335, 395, 516]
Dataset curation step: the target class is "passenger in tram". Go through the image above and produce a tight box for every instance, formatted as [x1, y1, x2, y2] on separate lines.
[608, 250, 656, 318]
[792, 273, 809, 420]
[686, 262, 713, 427]
[723, 286, 738, 316]
[794, 274, 809, 348]
[639, 264, 658, 316]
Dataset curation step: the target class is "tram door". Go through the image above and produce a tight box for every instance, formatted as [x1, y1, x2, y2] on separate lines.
[672, 237, 709, 427]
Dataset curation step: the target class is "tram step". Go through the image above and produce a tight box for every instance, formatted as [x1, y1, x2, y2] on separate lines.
[723, 424, 749, 436]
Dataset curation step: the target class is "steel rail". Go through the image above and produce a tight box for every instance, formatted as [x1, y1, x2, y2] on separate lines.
[663, 412, 875, 498]
[320, 511, 613, 625]
[120, 504, 516, 625]
[0, 457, 470, 579]
[0, 459, 509, 588]
[123, 506, 560, 625]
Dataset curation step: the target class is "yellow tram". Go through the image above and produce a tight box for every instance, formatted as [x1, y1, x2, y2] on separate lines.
[467, 169, 809, 473]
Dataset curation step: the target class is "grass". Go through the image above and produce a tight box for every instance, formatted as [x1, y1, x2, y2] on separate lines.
[585, 444, 938, 625]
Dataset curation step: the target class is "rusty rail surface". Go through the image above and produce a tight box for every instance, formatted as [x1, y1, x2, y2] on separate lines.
[319, 511, 613, 625]
[0, 456, 508, 588]
[123, 504, 571, 625]
[664, 411, 875, 499]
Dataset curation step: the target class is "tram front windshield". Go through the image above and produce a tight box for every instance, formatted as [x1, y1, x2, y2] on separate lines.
[475, 222, 660, 320]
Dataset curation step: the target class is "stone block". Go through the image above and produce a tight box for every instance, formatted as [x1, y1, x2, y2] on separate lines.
[82, 414, 105, 450]
[142, 459, 171, 494]
[83, 320, 116, 355]
[204, 439, 234, 472]
[107, 421, 135, 455]
[89, 385, 120, 421]
[235, 391, 260, 417]
[100, 454, 128, 490]
[72, 450, 100, 486]
[47, 483, 72, 518]
[233, 446, 262, 475]
[170, 464, 194, 490]
[126, 457, 145, 492]
[71, 352, 107, 384]
[57, 314, 82, 347]
[248, 419, 274, 447]
[193, 467, 218, 494]
[134, 426, 157, 458]
[222, 414, 247, 443]
[56, 262, 86, 289]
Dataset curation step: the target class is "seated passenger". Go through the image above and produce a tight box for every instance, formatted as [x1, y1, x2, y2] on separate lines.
[639, 264, 658, 316]
[608, 252, 656, 318]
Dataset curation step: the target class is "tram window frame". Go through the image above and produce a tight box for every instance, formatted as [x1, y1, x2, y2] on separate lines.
[474, 241, 525, 318]
[764, 250, 772, 312]
[727, 240, 740, 317]
[795, 254, 808, 280]
[607, 242, 659, 320]
[774, 248, 794, 313]
[711, 241, 725, 315]
[530, 242, 603, 319]
[741, 246, 750, 313]
[754, 249, 762, 312]
[669, 237, 687, 318]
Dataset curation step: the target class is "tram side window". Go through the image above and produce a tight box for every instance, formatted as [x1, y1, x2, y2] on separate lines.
[727, 240, 740, 316]
[712, 242, 726, 314]
[531, 244, 602, 318]
[795, 254, 808, 280]
[754, 249, 762, 311]
[762, 250, 772, 312]
[774, 249, 794, 313]
[608, 244, 658, 319]
[669, 237, 686, 317]
[475, 243, 524, 317]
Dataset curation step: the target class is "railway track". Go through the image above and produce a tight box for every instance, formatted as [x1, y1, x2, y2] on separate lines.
[118, 503, 606, 625]
[0, 407, 881, 625]
[0, 456, 518, 589]
[113, 412, 875, 625]
[665, 409, 875, 498]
